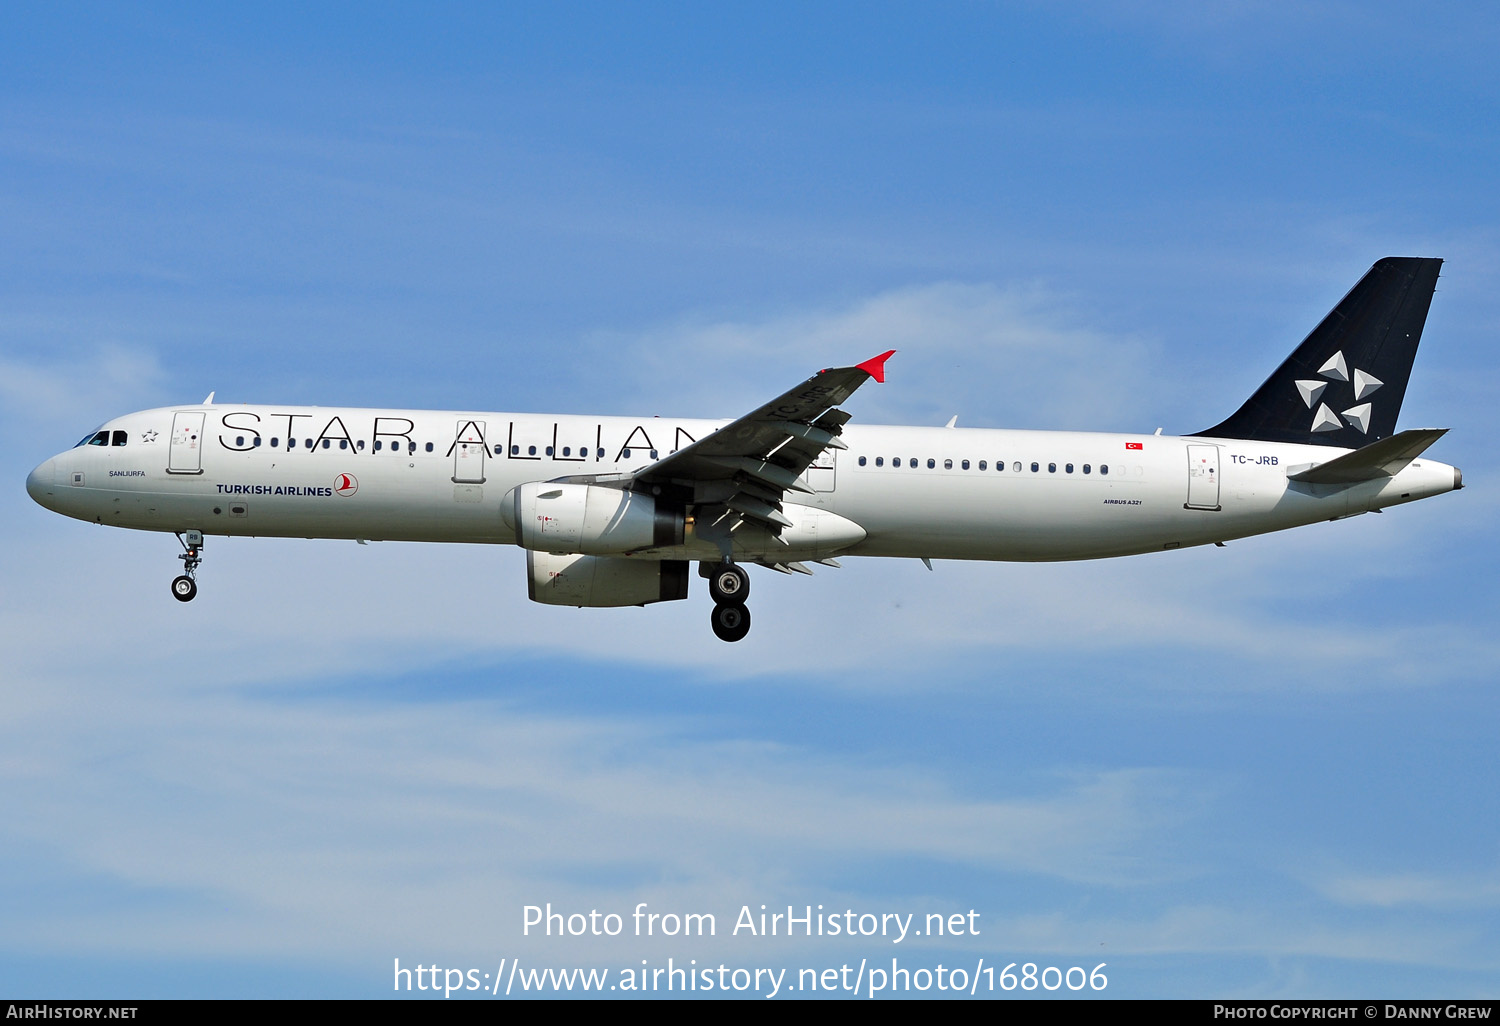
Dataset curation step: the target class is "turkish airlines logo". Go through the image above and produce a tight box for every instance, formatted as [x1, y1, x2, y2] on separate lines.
[334, 473, 359, 496]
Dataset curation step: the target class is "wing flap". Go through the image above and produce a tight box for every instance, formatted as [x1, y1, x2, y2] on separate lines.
[726, 494, 795, 529]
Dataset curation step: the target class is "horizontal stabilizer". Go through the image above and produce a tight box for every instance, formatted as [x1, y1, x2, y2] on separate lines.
[1286, 428, 1447, 484]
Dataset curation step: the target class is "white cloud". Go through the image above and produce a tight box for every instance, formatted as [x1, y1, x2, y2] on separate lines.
[0, 662, 1193, 965]
[0, 345, 167, 432]
[594, 281, 1160, 432]
[1314, 869, 1500, 911]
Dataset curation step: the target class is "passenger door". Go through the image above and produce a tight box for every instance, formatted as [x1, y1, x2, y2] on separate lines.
[167, 412, 205, 474]
[1185, 444, 1221, 510]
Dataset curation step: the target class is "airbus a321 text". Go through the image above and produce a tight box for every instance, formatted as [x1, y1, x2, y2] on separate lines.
[27, 258, 1462, 641]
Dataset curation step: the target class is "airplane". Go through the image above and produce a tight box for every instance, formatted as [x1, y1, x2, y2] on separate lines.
[26, 257, 1462, 642]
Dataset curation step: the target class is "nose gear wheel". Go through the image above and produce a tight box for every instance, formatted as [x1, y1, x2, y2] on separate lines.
[171, 531, 204, 602]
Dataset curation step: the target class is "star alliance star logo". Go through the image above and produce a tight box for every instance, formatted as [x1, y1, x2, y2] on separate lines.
[141, 430, 159, 443]
[1295, 350, 1381, 434]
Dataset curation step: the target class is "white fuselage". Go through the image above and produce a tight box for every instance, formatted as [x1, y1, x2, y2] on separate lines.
[27, 403, 1461, 564]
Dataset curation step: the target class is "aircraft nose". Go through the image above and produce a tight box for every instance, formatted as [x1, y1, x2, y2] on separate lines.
[26, 458, 56, 507]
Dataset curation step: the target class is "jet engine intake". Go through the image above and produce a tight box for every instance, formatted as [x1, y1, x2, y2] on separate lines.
[504, 482, 684, 554]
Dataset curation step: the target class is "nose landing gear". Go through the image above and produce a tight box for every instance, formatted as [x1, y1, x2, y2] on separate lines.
[705, 562, 752, 642]
[171, 530, 204, 603]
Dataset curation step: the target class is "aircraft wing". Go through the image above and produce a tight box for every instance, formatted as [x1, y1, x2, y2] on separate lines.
[627, 351, 894, 532]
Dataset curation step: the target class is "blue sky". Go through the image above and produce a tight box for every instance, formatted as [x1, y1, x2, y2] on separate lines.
[2, 2, 1498, 999]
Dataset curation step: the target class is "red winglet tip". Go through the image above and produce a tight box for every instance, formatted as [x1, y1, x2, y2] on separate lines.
[856, 349, 896, 383]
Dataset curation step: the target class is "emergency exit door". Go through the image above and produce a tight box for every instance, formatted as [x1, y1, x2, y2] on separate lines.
[452, 420, 487, 483]
[804, 448, 837, 493]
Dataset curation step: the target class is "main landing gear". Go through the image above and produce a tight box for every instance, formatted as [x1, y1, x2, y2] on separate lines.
[706, 562, 751, 643]
[171, 530, 204, 603]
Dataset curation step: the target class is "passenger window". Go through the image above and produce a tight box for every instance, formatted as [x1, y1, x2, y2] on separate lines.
[597, 448, 605, 459]
[928, 459, 936, 469]
[979, 460, 987, 470]
[622, 448, 631, 458]
[494, 445, 503, 455]
[374, 441, 382, 451]
[1048, 463, 1056, 473]
[340, 439, 348, 450]
[943, 459, 952, 469]
[1083, 464, 1091, 474]
[425, 442, 434, 452]
[875, 457, 884, 467]
[1101, 465, 1110, 476]
[893, 457, 900, 466]
[112, 430, 128, 446]
[235, 436, 245, 446]
[1066, 463, 1073, 473]
[271, 437, 279, 448]
[961, 460, 969, 470]
[546, 446, 554, 456]
[306, 439, 314, 449]
[650, 450, 658, 459]
[858, 456, 867, 466]
[528, 445, 536, 455]
[322, 439, 330, 449]
[910, 458, 918, 468]
[356, 440, 364, 450]
[1013, 462, 1022, 473]
[511, 445, 519, 455]
[254, 437, 263, 447]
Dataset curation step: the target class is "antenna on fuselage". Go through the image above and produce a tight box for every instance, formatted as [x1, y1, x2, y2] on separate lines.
[202, 391, 216, 405]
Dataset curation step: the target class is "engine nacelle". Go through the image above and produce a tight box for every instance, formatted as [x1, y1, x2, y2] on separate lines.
[503, 482, 684, 554]
[527, 551, 689, 607]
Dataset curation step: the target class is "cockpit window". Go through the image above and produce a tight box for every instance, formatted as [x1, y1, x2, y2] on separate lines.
[82, 430, 110, 447]
[111, 430, 128, 446]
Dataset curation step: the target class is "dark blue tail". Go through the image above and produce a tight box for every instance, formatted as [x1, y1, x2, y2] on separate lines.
[1197, 257, 1442, 447]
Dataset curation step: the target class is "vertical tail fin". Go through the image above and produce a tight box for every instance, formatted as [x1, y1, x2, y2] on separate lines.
[1196, 257, 1442, 446]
